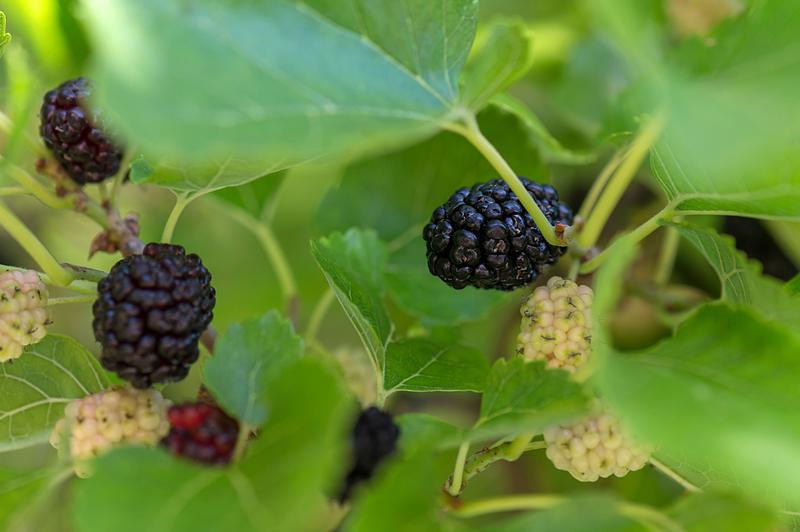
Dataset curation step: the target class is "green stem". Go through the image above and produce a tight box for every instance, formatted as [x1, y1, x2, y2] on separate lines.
[450, 111, 562, 246]
[48, 294, 98, 305]
[649, 457, 702, 493]
[232, 423, 253, 462]
[215, 200, 298, 306]
[0, 156, 72, 209]
[0, 264, 97, 295]
[506, 432, 535, 460]
[617, 502, 686, 532]
[654, 221, 681, 287]
[448, 441, 471, 496]
[577, 112, 666, 249]
[450, 494, 566, 518]
[161, 192, 194, 244]
[456, 439, 547, 492]
[0, 200, 74, 286]
[579, 201, 677, 275]
[577, 144, 631, 221]
[306, 288, 335, 345]
[0, 186, 29, 196]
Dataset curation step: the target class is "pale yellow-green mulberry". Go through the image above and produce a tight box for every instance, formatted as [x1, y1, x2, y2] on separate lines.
[0, 270, 49, 362]
[517, 276, 594, 372]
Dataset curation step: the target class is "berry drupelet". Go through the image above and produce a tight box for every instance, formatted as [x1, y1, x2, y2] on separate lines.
[423, 177, 573, 291]
[39, 77, 124, 185]
[92, 243, 215, 389]
[340, 407, 400, 501]
[162, 403, 240, 465]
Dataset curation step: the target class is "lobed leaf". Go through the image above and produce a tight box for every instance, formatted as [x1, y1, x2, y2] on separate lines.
[202, 310, 303, 426]
[0, 335, 109, 451]
[311, 229, 392, 374]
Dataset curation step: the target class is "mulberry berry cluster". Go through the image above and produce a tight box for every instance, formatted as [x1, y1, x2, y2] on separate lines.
[0, 270, 49, 362]
[92, 243, 215, 389]
[544, 400, 652, 482]
[517, 276, 594, 372]
[39, 78, 124, 185]
[161, 402, 240, 465]
[49, 385, 172, 466]
[423, 178, 572, 291]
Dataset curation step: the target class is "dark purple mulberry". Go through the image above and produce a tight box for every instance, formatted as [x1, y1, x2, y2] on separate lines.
[92, 243, 215, 388]
[39, 77, 124, 185]
[423, 178, 572, 291]
[340, 407, 400, 501]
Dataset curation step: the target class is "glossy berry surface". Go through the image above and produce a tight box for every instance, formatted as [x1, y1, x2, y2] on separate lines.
[39, 77, 124, 184]
[93, 243, 215, 388]
[162, 403, 240, 465]
[340, 407, 400, 501]
[423, 178, 573, 291]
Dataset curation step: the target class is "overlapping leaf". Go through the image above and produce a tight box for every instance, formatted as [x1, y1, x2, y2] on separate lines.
[73, 359, 351, 532]
[311, 229, 392, 373]
[202, 310, 303, 425]
[0, 335, 109, 451]
[82, 0, 478, 162]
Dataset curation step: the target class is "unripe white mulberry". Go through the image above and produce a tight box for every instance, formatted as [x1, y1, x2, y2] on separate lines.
[333, 347, 377, 406]
[50, 385, 172, 469]
[0, 270, 50, 362]
[543, 399, 653, 482]
[517, 276, 594, 372]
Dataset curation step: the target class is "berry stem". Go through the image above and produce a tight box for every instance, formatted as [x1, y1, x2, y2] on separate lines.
[232, 422, 253, 462]
[447, 110, 564, 246]
[448, 494, 565, 518]
[0, 264, 97, 294]
[0, 156, 72, 209]
[161, 192, 194, 244]
[0, 199, 75, 286]
[577, 143, 631, 221]
[0, 186, 29, 196]
[579, 200, 678, 275]
[48, 294, 98, 305]
[577, 111, 666, 249]
[654, 221, 682, 287]
[210, 198, 299, 310]
[306, 288, 335, 346]
[446, 439, 547, 495]
[448, 440, 471, 496]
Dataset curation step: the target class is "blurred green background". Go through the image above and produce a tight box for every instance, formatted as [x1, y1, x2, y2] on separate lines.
[0, 0, 797, 521]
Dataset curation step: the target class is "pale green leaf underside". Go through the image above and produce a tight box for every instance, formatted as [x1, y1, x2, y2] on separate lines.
[652, 138, 800, 220]
[597, 304, 800, 498]
[311, 229, 393, 374]
[671, 222, 800, 335]
[0, 335, 109, 451]
[202, 311, 303, 425]
[382, 337, 488, 398]
[130, 155, 304, 196]
[82, 0, 478, 160]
